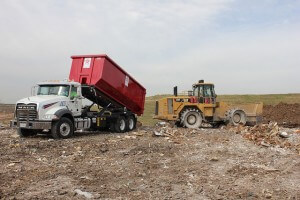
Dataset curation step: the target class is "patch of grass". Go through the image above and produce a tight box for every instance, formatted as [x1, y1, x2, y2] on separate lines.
[217, 93, 300, 105]
[138, 100, 158, 126]
[138, 93, 300, 126]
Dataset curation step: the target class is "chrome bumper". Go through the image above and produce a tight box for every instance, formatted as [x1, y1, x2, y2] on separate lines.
[10, 120, 52, 129]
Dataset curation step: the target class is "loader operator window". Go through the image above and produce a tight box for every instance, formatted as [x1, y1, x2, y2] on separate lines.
[194, 85, 216, 104]
[193, 86, 200, 97]
[203, 85, 212, 97]
[37, 85, 70, 97]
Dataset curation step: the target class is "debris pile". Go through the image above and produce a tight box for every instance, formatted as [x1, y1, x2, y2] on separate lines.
[229, 122, 300, 152]
[152, 121, 198, 144]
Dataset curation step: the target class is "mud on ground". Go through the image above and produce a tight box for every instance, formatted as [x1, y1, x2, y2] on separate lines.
[0, 124, 300, 199]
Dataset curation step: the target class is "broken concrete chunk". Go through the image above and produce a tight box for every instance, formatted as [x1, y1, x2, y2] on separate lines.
[279, 132, 289, 138]
[261, 141, 270, 147]
[74, 189, 93, 199]
[153, 131, 163, 136]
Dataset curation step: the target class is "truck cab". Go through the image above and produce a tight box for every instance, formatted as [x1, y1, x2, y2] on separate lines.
[11, 81, 85, 138]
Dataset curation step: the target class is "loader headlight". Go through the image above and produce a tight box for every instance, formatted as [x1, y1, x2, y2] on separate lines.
[43, 114, 58, 120]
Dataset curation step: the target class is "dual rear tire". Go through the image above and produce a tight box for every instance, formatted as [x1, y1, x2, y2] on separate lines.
[110, 115, 136, 133]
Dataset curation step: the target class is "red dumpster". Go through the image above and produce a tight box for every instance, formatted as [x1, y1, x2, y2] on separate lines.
[69, 54, 146, 116]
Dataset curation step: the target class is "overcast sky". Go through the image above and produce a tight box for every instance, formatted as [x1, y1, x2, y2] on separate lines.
[0, 0, 299, 103]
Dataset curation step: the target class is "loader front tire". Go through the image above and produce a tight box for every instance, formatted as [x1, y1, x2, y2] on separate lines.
[181, 109, 202, 129]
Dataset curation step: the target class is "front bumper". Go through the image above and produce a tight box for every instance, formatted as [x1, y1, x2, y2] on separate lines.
[10, 120, 52, 129]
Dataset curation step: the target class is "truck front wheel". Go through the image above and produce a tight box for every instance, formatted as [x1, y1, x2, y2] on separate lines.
[51, 117, 74, 139]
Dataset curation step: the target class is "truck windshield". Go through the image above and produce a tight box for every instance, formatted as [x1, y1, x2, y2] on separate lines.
[37, 85, 70, 97]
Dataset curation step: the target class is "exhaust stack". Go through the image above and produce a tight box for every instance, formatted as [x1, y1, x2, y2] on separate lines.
[174, 86, 178, 97]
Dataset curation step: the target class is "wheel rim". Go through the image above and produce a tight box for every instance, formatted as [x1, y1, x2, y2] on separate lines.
[187, 114, 197, 125]
[233, 113, 241, 123]
[128, 118, 134, 130]
[60, 122, 71, 136]
[120, 119, 126, 131]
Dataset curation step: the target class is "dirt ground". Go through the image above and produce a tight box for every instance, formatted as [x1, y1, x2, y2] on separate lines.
[0, 103, 300, 199]
[0, 124, 300, 199]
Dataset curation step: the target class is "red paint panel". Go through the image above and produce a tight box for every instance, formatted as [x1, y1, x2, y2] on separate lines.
[69, 54, 146, 115]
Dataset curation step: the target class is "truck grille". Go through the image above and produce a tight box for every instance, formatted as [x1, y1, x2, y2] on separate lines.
[16, 103, 38, 121]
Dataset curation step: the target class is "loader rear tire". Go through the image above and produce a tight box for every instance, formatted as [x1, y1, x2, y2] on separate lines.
[181, 109, 202, 129]
[226, 109, 247, 126]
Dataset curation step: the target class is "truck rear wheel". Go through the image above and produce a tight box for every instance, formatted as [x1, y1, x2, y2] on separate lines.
[114, 116, 127, 133]
[17, 128, 37, 137]
[126, 115, 136, 131]
[51, 117, 74, 139]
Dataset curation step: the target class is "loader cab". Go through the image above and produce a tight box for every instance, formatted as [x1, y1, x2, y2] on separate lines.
[193, 81, 216, 104]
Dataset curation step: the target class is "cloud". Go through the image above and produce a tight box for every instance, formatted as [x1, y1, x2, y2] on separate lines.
[0, 0, 299, 103]
[140, 23, 300, 95]
[0, 0, 233, 102]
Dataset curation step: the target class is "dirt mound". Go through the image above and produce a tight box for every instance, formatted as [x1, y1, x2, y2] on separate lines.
[263, 102, 300, 127]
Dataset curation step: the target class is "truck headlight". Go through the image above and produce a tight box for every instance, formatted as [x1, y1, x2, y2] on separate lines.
[43, 114, 58, 120]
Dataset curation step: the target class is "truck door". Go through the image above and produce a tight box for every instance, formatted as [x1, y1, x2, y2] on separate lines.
[69, 85, 82, 116]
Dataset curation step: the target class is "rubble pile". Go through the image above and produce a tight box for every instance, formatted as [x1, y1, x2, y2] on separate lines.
[229, 122, 300, 153]
[152, 121, 200, 144]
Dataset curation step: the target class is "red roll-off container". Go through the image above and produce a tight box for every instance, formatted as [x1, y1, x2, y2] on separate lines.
[69, 54, 146, 116]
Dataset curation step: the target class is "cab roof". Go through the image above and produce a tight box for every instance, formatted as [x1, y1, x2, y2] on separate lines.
[193, 83, 214, 87]
[37, 80, 81, 86]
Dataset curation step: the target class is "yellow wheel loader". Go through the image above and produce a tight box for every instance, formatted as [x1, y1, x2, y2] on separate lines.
[154, 80, 263, 128]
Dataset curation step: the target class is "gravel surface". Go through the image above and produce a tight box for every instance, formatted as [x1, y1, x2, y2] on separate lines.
[1, 125, 300, 199]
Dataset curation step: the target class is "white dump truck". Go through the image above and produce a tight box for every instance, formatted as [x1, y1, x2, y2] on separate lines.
[10, 55, 146, 139]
